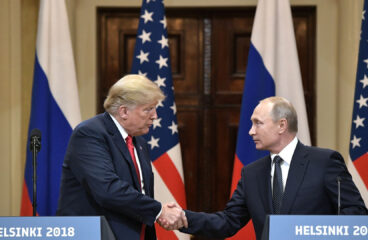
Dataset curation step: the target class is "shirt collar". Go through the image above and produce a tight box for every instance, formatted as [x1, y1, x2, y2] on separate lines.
[270, 136, 298, 165]
[109, 113, 129, 142]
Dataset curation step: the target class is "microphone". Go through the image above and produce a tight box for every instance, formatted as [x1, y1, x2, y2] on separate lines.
[337, 176, 341, 215]
[30, 128, 41, 152]
[29, 128, 41, 216]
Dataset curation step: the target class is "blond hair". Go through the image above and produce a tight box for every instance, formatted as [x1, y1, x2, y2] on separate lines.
[104, 74, 165, 115]
[261, 96, 298, 133]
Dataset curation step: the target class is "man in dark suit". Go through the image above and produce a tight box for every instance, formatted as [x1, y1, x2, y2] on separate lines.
[173, 96, 367, 240]
[57, 74, 187, 240]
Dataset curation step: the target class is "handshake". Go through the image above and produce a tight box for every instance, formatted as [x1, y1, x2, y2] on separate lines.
[157, 202, 188, 230]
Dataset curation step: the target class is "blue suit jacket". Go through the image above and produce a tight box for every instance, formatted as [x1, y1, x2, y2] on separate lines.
[57, 113, 161, 240]
[181, 142, 367, 240]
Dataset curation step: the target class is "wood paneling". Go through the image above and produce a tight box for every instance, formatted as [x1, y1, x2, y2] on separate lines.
[98, 7, 316, 239]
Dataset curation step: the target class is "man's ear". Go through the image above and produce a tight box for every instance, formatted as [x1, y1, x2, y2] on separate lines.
[279, 118, 288, 134]
[118, 105, 129, 120]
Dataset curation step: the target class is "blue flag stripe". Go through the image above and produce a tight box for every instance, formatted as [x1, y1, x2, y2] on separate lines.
[236, 43, 275, 165]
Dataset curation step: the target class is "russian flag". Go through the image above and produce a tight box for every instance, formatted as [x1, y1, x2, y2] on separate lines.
[227, 0, 311, 239]
[20, 0, 81, 216]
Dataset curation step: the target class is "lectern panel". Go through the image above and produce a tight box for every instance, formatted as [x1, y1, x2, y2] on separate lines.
[263, 215, 368, 240]
[0, 216, 114, 240]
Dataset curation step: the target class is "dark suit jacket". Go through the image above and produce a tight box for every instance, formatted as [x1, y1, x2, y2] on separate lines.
[57, 112, 161, 240]
[181, 141, 367, 240]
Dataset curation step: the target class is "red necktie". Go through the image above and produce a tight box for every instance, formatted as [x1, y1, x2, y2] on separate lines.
[125, 135, 145, 240]
[126, 135, 141, 187]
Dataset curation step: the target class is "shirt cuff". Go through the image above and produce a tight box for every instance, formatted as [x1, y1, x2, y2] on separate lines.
[155, 206, 162, 221]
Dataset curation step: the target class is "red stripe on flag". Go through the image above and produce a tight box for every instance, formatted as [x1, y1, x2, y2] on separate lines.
[155, 222, 178, 240]
[227, 220, 256, 240]
[153, 153, 186, 208]
[227, 155, 256, 240]
[20, 181, 33, 216]
[354, 153, 368, 188]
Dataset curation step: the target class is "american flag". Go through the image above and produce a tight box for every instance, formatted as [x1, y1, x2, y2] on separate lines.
[349, 0, 368, 206]
[131, 0, 188, 239]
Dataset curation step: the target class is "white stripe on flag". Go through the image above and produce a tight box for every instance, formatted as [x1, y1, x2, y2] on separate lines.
[36, 0, 81, 128]
[252, 0, 311, 145]
[166, 144, 185, 182]
[347, 157, 368, 206]
[153, 165, 190, 240]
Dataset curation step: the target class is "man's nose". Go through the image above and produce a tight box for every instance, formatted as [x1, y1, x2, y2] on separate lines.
[249, 125, 255, 136]
[151, 108, 158, 119]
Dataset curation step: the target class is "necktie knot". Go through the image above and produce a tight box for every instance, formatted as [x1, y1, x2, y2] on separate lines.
[273, 155, 283, 165]
[126, 135, 133, 146]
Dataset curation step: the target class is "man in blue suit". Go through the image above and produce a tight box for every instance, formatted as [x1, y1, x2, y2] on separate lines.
[175, 96, 367, 240]
[57, 74, 187, 240]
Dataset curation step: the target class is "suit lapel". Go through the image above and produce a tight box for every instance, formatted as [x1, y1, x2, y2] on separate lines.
[103, 113, 141, 190]
[134, 137, 152, 196]
[281, 141, 309, 213]
[257, 156, 273, 214]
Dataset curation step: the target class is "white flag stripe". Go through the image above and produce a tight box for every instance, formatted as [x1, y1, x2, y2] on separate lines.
[36, 0, 81, 128]
[152, 166, 189, 239]
[347, 157, 368, 206]
[166, 144, 185, 182]
[153, 165, 181, 207]
[252, 0, 311, 145]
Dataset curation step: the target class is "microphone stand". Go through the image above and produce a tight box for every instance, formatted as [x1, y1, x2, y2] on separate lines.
[31, 137, 40, 217]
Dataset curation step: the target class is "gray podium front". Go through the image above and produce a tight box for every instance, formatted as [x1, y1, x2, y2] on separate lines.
[0, 216, 115, 239]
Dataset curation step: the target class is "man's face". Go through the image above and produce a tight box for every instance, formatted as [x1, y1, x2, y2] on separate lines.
[248, 101, 281, 152]
[122, 101, 158, 136]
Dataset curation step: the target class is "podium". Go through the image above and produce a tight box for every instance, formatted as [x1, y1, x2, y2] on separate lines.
[0, 216, 115, 239]
[262, 215, 368, 240]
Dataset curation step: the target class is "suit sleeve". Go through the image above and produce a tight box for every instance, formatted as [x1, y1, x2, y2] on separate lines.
[65, 124, 161, 225]
[180, 167, 251, 238]
[324, 151, 367, 215]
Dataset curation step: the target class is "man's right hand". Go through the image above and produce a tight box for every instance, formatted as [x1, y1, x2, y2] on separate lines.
[157, 202, 188, 230]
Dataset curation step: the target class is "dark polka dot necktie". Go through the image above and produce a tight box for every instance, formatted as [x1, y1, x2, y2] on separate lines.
[272, 155, 284, 214]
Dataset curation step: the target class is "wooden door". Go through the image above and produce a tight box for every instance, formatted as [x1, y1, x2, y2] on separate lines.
[98, 7, 316, 240]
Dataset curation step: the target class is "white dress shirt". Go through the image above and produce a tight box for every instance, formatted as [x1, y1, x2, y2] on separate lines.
[270, 137, 298, 191]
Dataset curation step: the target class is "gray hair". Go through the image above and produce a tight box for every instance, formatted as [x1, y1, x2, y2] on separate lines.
[261, 96, 298, 133]
[103, 74, 165, 115]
